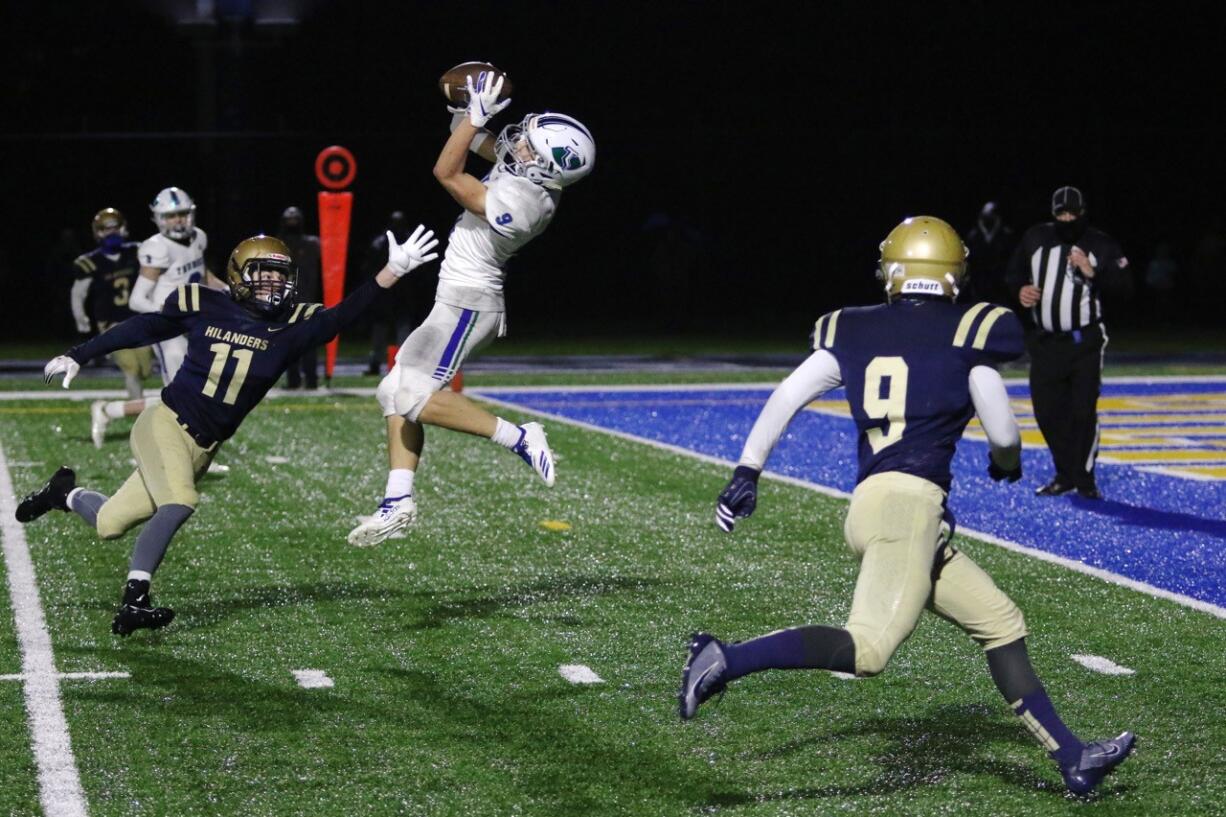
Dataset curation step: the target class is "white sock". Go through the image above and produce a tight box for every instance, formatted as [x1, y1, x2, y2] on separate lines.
[491, 417, 523, 449]
[127, 570, 152, 582]
[104, 400, 126, 419]
[384, 468, 414, 499]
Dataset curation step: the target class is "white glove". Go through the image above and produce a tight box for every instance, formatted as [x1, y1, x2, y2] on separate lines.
[465, 72, 511, 128]
[44, 355, 81, 389]
[386, 226, 440, 277]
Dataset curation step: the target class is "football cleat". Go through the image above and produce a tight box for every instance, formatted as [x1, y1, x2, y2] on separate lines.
[15, 466, 76, 523]
[512, 422, 555, 487]
[1059, 731, 1136, 795]
[111, 579, 175, 637]
[1076, 485, 1103, 500]
[347, 494, 417, 547]
[1035, 478, 1075, 497]
[679, 632, 730, 720]
[90, 400, 109, 449]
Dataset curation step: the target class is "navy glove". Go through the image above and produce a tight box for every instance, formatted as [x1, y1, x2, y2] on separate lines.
[987, 454, 1022, 483]
[716, 466, 760, 532]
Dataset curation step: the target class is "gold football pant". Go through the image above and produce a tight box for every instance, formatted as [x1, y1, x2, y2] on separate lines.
[95, 403, 217, 539]
[111, 346, 154, 381]
[842, 471, 1027, 676]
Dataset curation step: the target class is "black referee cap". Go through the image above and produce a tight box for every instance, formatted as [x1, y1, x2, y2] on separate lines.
[1051, 186, 1085, 217]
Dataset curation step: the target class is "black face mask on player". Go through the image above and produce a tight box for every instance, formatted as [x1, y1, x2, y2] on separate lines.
[1055, 216, 1087, 244]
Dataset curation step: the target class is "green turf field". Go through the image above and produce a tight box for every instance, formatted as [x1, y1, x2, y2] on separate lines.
[1, 392, 1223, 816]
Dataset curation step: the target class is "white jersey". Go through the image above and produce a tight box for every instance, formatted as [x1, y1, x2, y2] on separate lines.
[438, 166, 559, 295]
[138, 228, 208, 308]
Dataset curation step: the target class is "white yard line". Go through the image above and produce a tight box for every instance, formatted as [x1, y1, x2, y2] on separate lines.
[558, 664, 604, 684]
[470, 390, 1226, 621]
[1071, 654, 1136, 675]
[0, 444, 90, 817]
[0, 672, 129, 682]
[291, 669, 334, 689]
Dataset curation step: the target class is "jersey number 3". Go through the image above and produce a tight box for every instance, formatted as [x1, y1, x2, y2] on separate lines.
[202, 343, 253, 405]
[863, 356, 909, 453]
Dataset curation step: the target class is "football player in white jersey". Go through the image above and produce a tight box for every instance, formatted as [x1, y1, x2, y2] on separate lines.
[348, 71, 596, 547]
[91, 187, 224, 448]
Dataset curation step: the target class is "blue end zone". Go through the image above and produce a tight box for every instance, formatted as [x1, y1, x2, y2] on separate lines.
[479, 382, 1226, 611]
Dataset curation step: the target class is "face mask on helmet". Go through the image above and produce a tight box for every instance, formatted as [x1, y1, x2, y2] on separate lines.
[240, 261, 297, 317]
[92, 208, 128, 250]
[226, 236, 298, 319]
[150, 187, 197, 240]
[495, 113, 595, 190]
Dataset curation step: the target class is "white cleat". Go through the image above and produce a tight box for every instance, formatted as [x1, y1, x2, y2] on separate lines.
[513, 422, 556, 487]
[207, 462, 231, 475]
[347, 494, 417, 547]
[89, 401, 109, 449]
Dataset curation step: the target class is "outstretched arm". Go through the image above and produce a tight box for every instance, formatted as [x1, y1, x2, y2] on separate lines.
[302, 226, 439, 344]
[434, 72, 511, 216]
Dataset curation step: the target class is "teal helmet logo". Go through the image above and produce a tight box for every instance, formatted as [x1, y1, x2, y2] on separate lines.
[551, 146, 584, 171]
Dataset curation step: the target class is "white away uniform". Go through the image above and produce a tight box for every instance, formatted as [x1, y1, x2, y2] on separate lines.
[378, 166, 559, 420]
[135, 228, 208, 384]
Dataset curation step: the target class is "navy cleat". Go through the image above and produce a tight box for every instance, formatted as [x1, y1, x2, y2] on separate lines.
[1059, 731, 1136, 795]
[679, 632, 730, 720]
[111, 580, 175, 637]
[1035, 478, 1075, 497]
[15, 466, 76, 523]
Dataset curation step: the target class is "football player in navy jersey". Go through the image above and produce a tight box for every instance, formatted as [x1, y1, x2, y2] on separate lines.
[680, 217, 1134, 796]
[15, 227, 439, 636]
[69, 208, 156, 447]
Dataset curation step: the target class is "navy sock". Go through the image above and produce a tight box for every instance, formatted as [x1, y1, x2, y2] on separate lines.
[1013, 688, 1083, 766]
[723, 625, 855, 681]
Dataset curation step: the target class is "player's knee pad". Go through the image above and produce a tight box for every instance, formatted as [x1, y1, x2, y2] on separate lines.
[376, 371, 400, 417]
[846, 627, 893, 677]
[95, 505, 132, 541]
[979, 604, 1028, 652]
[394, 385, 434, 422]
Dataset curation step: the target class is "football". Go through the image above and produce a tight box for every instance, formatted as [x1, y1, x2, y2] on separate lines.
[438, 61, 513, 106]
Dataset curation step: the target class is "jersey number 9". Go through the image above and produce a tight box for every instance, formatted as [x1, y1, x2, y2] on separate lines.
[863, 356, 909, 453]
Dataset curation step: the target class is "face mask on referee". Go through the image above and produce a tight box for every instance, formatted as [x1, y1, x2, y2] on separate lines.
[1055, 213, 1088, 244]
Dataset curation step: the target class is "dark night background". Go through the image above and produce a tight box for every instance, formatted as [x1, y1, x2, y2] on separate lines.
[2, 0, 1224, 345]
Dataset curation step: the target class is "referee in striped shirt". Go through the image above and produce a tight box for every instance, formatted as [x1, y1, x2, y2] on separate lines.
[1005, 186, 1131, 499]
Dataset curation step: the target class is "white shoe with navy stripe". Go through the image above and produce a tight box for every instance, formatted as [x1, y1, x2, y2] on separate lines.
[513, 423, 555, 487]
[347, 493, 417, 547]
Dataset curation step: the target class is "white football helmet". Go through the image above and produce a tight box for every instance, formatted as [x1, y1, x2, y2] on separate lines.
[495, 113, 595, 190]
[150, 186, 197, 240]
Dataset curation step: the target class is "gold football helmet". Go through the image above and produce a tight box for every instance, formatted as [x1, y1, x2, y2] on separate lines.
[91, 208, 128, 242]
[226, 235, 297, 318]
[877, 216, 968, 301]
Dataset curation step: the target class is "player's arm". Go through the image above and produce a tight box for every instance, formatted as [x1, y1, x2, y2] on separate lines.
[299, 227, 439, 344]
[969, 365, 1022, 482]
[716, 349, 844, 532]
[433, 73, 511, 216]
[44, 309, 191, 388]
[69, 258, 92, 334]
[449, 109, 497, 162]
[129, 266, 164, 313]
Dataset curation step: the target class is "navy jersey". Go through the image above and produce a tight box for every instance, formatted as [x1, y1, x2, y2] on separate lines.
[69, 281, 383, 445]
[72, 243, 142, 327]
[813, 298, 1024, 490]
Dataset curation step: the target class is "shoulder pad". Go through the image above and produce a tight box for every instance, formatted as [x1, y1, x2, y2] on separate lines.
[952, 303, 1022, 354]
[286, 302, 324, 324]
[811, 309, 843, 351]
[171, 283, 206, 314]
